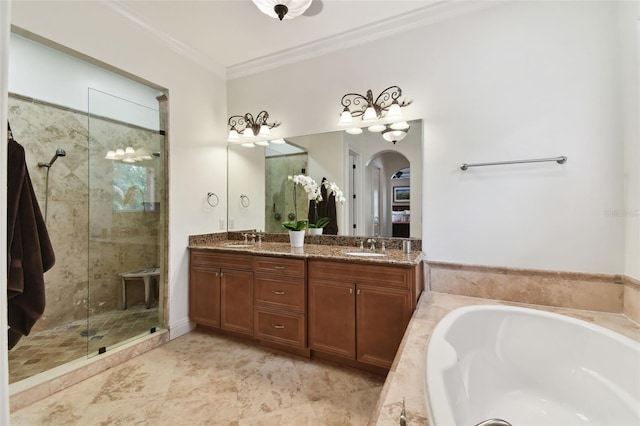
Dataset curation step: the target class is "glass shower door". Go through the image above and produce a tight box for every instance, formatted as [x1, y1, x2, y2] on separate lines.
[87, 88, 165, 357]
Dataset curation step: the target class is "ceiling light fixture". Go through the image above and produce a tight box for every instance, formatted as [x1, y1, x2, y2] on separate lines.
[251, 0, 313, 21]
[227, 110, 280, 148]
[337, 85, 412, 144]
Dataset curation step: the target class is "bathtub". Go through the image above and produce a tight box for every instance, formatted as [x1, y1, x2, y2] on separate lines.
[425, 305, 640, 426]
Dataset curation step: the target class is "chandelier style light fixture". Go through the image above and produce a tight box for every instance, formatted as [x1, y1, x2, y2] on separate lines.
[226, 110, 285, 148]
[251, 0, 313, 21]
[337, 85, 412, 144]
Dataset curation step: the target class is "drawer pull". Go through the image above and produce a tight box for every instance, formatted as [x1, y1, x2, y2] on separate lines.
[272, 290, 285, 295]
[273, 266, 285, 270]
[271, 324, 285, 329]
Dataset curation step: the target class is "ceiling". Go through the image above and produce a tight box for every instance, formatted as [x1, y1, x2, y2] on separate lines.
[104, 0, 466, 78]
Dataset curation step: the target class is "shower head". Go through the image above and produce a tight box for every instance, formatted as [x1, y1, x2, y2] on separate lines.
[38, 148, 67, 168]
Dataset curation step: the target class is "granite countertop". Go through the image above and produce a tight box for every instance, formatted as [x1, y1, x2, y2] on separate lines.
[188, 240, 424, 266]
[370, 292, 640, 425]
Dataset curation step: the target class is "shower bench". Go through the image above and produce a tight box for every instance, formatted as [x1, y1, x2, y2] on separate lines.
[119, 267, 160, 309]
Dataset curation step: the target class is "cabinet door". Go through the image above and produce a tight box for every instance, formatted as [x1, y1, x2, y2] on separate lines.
[309, 279, 356, 359]
[189, 266, 221, 328]
[356, 284, 412, 368]
[220, 269, 254, 336]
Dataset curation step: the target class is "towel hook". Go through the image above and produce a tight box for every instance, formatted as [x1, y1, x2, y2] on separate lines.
[240, 194, 250, 208]
[207, 192, 219, 207]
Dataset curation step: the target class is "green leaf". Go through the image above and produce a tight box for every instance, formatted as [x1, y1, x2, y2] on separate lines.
[282, 219, 308, 231]
[309, 217, 331, 228]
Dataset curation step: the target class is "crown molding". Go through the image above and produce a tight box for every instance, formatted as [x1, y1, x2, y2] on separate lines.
[101, 0, 503, 81]
[101, 0, 227, 79]
[227, 0, 503, 80]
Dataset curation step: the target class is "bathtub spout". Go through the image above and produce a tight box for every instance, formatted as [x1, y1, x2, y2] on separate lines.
[474, 419, 512, 426]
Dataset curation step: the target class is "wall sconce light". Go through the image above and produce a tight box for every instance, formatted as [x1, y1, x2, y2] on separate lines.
[227, 111, 282, 148]
[337, 85, 412, 144]
[251, 0, 313, 21]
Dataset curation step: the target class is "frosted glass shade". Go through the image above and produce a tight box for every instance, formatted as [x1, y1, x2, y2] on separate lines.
[125, 146, 135, 154]
[251, 0, 312, 20]
[386, 102, 403, 120]
[227, 129, 240, 142]
[362, 106, 377, 122]
[345, 127, 363, 135]
[390, 121, 410, 130]
[241, 142, 256, 148]
[338, 109, 353, 127]
[243, 127, 254, 138]
[367, 124, 386, 133]
[115, 148, 125, 156]
[255, 140, 269, 146]
[105, 150, 116, 160]
[258, 125, 271, 138]
[382, 128, 407, 143]
[270, 138, 286, 144]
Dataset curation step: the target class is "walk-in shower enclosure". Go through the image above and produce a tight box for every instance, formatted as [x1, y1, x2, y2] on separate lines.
[7, 33, 167, 384]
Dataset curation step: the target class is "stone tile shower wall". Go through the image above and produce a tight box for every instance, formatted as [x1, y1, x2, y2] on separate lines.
[265, 153, 308, 233]
[8, 95, 161, 332]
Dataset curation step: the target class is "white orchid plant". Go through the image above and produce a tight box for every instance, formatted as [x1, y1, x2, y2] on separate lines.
[283, 174, 346, 231]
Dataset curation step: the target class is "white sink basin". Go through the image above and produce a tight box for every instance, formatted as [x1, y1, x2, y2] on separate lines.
[344, 252, 386, 257]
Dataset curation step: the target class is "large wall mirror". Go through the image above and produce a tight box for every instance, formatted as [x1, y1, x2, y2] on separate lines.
[227, 119, 422, 239]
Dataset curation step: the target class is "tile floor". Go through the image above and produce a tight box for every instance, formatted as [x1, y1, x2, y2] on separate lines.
[9, 305, 160, 383]
[10, 329, 385, 425]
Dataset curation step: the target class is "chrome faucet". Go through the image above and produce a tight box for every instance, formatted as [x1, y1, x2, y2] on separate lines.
[367, 238, 376, 250]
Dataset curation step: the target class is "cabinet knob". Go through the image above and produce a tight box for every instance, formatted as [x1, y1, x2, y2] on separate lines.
[357, 289, 360, 295]
[272, 290, 285, 295]
[271, 324, 285, 329]
[349, 288, 353, 294]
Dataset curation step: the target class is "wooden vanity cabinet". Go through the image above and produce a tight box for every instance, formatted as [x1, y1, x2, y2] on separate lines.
[253, 256, 307, 351]
[189, 250, 254, 337]
[308, 260, 415, 369]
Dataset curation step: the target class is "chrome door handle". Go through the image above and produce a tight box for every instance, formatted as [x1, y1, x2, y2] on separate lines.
[271, 324, 285, 329]
[272, 290, 285, 295]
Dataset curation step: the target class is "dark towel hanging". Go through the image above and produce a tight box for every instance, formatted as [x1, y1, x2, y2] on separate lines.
[7, 122, 55, 350]
[308, 178, 338, 235]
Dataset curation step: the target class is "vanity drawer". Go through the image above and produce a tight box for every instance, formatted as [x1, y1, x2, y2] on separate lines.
[254, 309, 305, 348]
[255, 276, 305, 313]
[191, 250, 252, 270]
[308, 260, 411, 290]
[253, 256, 306, 278]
